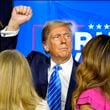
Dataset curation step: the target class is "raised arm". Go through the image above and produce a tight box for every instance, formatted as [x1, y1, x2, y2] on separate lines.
[7, 5, 32, 31]
[0, 5, 32, 51]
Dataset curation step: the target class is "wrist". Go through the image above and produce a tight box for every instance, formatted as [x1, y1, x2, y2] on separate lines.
[7, 18, 20, 31]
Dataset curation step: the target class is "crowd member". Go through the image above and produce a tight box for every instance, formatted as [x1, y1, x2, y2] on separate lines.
[1, 6, 79, 110]
[0, 50, 49, 110]
[72, 35, 110, 110]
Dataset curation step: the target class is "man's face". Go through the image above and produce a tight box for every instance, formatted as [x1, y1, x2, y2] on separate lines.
[43, 26, 72, 62]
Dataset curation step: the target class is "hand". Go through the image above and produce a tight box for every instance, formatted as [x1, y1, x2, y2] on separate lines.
[7, 5, 32, 31]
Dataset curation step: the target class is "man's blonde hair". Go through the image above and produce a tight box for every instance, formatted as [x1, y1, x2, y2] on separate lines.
[42, 20, 72, 43]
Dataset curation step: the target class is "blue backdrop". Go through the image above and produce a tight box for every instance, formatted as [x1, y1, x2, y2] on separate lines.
[14, 0, 110, 62]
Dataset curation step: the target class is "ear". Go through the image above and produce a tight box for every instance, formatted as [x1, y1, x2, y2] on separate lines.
[43, 42, 49, 52]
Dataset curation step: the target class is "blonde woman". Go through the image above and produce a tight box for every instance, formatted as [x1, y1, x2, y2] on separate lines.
[72, 35, 110, 110]
[0, 50, 49, 110]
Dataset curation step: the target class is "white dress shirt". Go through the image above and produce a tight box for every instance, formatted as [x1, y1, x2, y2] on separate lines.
[35, 100, 49, 110]
[0, 26, 19, 37]
[48, 55, 73, 110]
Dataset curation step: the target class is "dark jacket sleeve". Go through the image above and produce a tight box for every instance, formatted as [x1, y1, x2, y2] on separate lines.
[0, 0, 13, 30]
[0, 0, 15, 52]
[0, 35, 18, 52]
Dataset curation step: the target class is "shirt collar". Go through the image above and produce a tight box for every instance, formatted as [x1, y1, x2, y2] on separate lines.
[50, 55, 73, 70]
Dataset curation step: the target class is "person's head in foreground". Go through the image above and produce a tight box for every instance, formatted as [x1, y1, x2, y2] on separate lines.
[0, 50, 46, 110]
[72, 35, 110, 110]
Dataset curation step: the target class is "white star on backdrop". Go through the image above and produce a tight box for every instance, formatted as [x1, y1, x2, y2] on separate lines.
[96, 24, 102, 29]
[88, 24, 94, 29]
[104, 24, 109, 29]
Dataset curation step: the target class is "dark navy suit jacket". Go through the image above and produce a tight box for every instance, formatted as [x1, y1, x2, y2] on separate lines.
[27, 51, 79, 110]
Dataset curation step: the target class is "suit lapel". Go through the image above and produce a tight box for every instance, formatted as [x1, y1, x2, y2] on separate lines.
[64, 59, 78, 110]
[39, 57, 50, 99]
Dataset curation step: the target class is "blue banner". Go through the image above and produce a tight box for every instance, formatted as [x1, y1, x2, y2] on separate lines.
[14, 1, 110, 62]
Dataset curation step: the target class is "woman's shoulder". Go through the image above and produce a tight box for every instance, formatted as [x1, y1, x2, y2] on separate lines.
[35, 100, 49, 110]
[76, 87, 110, 110]
[78, 87, 105, 103]
[79, 87, 102, 98]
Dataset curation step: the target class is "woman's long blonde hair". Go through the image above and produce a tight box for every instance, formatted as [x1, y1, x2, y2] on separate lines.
[72, 35, 110, 109]
[0, 50, 42, 110]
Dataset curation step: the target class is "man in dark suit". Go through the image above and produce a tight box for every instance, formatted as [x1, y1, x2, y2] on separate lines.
[27, 21, 78, 110]
[1, 6, 78, 110]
